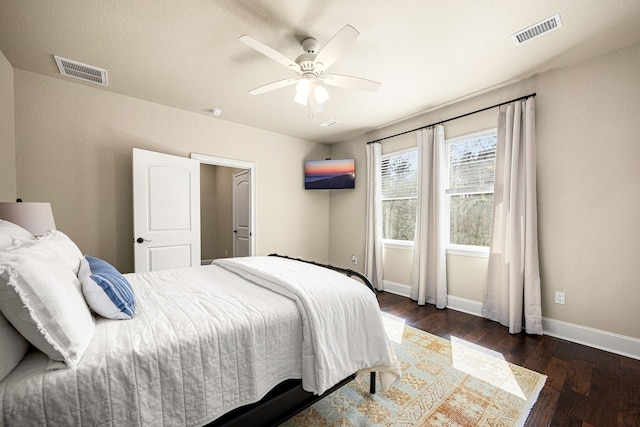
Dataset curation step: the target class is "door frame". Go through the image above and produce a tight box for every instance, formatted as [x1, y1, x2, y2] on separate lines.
[191, 153, 256, 256]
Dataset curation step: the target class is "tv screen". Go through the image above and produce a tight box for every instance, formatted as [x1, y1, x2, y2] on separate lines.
[304, 158, 355, 190]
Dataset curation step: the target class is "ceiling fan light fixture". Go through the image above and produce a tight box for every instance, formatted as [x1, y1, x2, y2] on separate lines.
[314, 84, 330, 104]
[294, 92, 308, 106]
[241, 25, 381, 111]
[294, 79, 311, 105]
[296, 79, 311, 95]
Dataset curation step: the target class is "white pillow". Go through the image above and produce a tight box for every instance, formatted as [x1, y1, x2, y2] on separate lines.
[80, 255, 135, 320]
[0, 243, 95, 369]
[0, 312, 30, 381]
[0, 219, 35, 250]
[12, 229, 83, 275]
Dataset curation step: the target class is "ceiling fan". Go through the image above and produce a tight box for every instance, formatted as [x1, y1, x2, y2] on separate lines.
[239, 24, 381, 112]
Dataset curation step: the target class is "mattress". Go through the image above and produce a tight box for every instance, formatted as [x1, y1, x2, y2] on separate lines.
[0, 264, 304, 426]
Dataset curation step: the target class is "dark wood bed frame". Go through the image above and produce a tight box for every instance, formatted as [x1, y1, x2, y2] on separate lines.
[206, 254, 378, 427]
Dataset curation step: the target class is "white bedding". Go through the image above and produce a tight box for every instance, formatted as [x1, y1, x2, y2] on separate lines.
[0, 258, 399, 426]
[1, 264, 303, 427]
[214, 257, 400, 395]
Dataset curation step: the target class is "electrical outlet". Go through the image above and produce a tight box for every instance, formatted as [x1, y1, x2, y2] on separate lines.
[554, 291, 566, 304]
[351, 255, 358, 265]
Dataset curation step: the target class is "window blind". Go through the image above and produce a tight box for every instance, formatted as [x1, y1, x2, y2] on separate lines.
[446, 133, 496, 194]
[381, 150, 418, 199]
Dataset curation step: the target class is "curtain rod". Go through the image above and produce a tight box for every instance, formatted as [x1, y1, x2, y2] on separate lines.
[367, 92, 536, 145]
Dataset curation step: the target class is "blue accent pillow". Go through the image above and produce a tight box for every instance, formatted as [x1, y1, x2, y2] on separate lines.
[79, 255, 135, 320]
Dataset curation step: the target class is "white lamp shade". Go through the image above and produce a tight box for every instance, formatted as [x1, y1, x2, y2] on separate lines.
[294, 93, 308, 106]
[296, 79, 311, 95]
[0, 202, 56, 236]
[314, 84, 330, 104]
[294, 79, 310, 105]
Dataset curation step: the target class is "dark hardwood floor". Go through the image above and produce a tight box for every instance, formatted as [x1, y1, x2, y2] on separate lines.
[376, 291, 640, 427]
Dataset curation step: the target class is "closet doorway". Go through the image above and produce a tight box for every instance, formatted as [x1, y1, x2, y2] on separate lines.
[192, 153, 256, 263]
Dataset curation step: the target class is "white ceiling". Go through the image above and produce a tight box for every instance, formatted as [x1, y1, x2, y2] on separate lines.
[1, 1, 640, 144]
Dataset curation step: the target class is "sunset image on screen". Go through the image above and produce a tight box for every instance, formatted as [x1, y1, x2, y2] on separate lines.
[305, 159, 354, 175]
[304, 159, 355, 189]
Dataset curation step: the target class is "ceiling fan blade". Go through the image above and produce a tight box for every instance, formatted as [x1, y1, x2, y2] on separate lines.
[239, 35, 301, 72]
[248, 77, 299, 95]
[314, 24, 359, 70]
[322, 74, 381, 92]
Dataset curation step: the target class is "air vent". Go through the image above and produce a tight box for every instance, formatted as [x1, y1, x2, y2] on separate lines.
[54, 56, 108, 86]
[320, 119, 339, 128]
[512, 14, 562, 46]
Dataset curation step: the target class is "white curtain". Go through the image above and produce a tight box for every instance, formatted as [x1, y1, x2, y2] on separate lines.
[411, 126, 447, 308]
[482, 98, 542, 334]
[364, 142, 384, 290]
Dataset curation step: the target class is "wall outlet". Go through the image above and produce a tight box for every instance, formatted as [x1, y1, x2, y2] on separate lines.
[351, 255, 358, 264]
[554, 291, 566, 304]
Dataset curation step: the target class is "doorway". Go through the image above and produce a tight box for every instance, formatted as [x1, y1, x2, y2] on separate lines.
[192, 153, 256, 261]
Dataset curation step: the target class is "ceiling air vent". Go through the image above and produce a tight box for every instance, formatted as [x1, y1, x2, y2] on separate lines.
[54, 55, 108, 86]
[512, 14, 562, 46]
[320, 119, 339, 128]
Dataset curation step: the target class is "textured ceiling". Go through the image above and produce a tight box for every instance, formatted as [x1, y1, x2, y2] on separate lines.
[1, 0, 640, 143]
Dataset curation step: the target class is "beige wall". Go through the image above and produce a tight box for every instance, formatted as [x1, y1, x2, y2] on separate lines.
[330, 42, 640, 339]
[214, 166, 234, 259]
[200, 163, 218, 261]
[326, 135, 367, 268]
[0, 48, 16, 201]
[14, 70, 330, 272]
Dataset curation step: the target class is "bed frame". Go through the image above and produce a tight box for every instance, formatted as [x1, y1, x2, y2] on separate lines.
[206, 254, 378, 427]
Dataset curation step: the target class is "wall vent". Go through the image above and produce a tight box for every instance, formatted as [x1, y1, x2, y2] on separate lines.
[512, 14, 562, 46]
[320, 119, 339, 128]
[54, 55, 108, 86]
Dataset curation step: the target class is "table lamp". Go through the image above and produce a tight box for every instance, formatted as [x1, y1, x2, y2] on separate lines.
[0, 201, 56, 236]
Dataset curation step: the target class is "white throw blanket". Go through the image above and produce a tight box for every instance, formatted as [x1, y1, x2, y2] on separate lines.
[214, 256, 401, 394]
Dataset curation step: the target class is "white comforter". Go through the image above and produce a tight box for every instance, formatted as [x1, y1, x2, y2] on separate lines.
[214, 257, 400, 395]
[0, 257, 399, 426]
[1, 264, 303, 426]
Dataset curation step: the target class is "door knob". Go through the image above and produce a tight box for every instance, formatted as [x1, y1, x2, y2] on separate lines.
[136, 237, 151, 243]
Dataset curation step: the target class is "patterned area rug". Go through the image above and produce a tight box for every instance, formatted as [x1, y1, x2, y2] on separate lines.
[283, 320, 546, 427]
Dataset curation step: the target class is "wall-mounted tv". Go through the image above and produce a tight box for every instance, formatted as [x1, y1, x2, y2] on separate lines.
[304, 158, 356, 190]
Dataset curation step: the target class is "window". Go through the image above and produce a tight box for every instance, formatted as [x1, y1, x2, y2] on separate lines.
[445, 130, 497, 249]
[381, 149, 418, 242]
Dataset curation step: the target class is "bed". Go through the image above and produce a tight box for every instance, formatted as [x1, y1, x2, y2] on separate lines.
[0, 220, 400, 426]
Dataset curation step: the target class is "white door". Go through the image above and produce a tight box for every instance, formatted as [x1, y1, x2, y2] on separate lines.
[133, 148, 201, 272]
[233, 169, 251, 257]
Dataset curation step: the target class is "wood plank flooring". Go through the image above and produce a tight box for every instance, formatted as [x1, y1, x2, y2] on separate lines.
[376, 291, 640, 427]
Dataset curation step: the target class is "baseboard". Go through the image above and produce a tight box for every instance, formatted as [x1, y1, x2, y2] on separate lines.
[386, 288, 640, 360]
[382, 280, 410, 297]
[542, 317, 640, 360]
[446, 295, 483, 317]
[201, 259, 214, 265]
